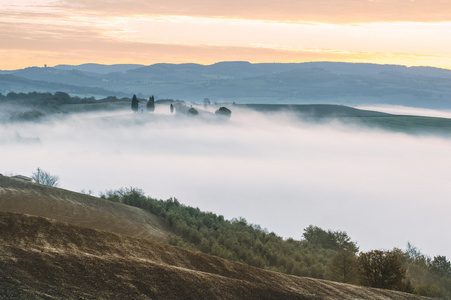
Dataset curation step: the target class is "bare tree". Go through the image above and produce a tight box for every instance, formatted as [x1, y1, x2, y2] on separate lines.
[32, 167, 59, 187]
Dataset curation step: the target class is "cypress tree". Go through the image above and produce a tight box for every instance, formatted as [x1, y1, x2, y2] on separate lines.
[147, 95, 155, 112]
[131, 94, 139, 112]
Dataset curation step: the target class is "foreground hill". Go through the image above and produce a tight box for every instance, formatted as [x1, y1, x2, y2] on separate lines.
[0, 212, 432, 300]
[0, 175, 170, 243]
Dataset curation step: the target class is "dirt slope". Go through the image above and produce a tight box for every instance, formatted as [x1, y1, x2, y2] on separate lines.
[0, 212, 432, 300]
[0, 175, 171, 243]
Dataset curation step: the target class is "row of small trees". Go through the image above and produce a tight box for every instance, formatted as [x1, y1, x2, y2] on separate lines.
[131, 94, 231, 117]
[300, 225, 408, 290]
[100, 188, 451, 297]
[1, 91, 124, 109]
[131, 94, 155, 112]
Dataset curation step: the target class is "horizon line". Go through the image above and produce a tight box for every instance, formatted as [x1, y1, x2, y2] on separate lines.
[3, 60, 451, 71]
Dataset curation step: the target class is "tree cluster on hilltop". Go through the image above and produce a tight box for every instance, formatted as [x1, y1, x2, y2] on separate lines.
[101, 188, 451, 298]
[131, 94, 156, 113]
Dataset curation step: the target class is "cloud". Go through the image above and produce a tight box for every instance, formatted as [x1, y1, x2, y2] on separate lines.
[356, 105, 451, 118]
[54, 0, 451, 23]
[1, 106, 451, 258]
[2, 1, 451, 70]
[2, 14, 451, 70]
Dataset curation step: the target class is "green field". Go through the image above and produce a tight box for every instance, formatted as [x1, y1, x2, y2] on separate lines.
[349, 116, 451, 136]
[238, 103, 451, 137]
[5, 89, 451, 138]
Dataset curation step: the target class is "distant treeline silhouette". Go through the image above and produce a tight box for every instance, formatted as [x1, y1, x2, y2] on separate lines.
[0, 91, 129, 108]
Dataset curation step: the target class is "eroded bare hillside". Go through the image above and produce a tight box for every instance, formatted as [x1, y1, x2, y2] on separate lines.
[0, 175, 170, 242]
[0, 212, 433, 300]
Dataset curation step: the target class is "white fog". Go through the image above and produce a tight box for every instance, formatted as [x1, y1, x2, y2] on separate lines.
[1, 105, 451, 257]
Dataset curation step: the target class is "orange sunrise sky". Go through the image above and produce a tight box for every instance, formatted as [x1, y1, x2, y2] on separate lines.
[1, 0, 451, 70]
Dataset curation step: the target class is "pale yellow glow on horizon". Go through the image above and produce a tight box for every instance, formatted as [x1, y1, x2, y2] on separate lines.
[2, 46, 451, 71]
[1, 1, 451, 70]
[100, 16, 451, 55]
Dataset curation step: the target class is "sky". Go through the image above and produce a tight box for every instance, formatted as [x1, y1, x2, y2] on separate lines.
[1, 0, 451, 70]
[2, 106, 451, 258]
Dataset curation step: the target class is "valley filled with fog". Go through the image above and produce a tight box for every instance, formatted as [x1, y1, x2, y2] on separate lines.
[2, 105, 451, 258]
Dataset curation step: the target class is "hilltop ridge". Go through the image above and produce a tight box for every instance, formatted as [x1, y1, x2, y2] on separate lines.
[0, 175, 434, 299]
[2, 61, 451, 108]
[0, 175, 170, 242]
[0, 212, 431, 299]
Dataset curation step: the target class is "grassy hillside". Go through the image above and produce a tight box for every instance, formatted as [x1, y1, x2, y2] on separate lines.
[0, 176, 441, 299]
[3, 91, 451, 138]
[350, 115, 451, 136]
[0, 175, 170, 242]
[237, 103, 391, 117]
[0, 212, 432, 300]
[238, 103, 451, 136]
[101, 188, 451, 299]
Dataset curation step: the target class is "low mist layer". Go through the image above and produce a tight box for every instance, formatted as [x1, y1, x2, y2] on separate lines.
[2, 106, 450, 257]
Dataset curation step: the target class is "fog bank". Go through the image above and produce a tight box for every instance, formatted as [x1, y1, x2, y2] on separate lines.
[2, 107, 451, 257]
[357, 105, 451, 118]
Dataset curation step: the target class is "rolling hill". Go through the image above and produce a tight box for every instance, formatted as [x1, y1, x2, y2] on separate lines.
[237, 103, 392, 117]
[237, 103, 451, 136]
[54, 63, 145, 74]
[0, 175, 170, 242]
[2, 61, 451, 109]
[0, 175, 434, 299]
[0, 73, 122, 98]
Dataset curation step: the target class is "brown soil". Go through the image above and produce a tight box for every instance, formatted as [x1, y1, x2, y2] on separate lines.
[0, 212, 432, 300]
[0, 175, 171, 243]
[0, 175, 433, 299]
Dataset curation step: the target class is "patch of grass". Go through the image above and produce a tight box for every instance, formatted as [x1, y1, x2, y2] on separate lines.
[352, 116, 451, 136]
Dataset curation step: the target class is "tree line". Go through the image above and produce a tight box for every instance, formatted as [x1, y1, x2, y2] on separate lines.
[1, 91, 232, 119]
[0, 91, 128, 108]
[0, 91, 131, 121]
[131, 94, 155, 113]
[100, 187, 451, 298]
[130, 94, 231, 117]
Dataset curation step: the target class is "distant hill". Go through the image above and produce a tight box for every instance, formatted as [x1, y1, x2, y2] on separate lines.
[54, 63, 145, 74]
[128, 61, 302, 80]
[238, 103, 392, 117]
[238, 103, 451, 136]
[2, 61, 451, 108]
[12, 67, 103, 86]
[0, 73, 122, 98]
